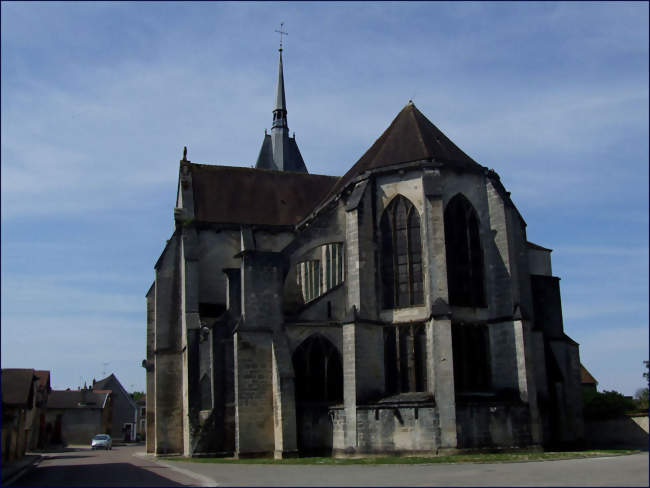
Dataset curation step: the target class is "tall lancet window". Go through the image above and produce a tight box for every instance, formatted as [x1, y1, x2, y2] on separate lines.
[444, 194, 485, 307]
[381, 195, 424, 308]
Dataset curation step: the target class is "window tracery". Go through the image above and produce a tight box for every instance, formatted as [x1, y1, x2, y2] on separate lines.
[380, 195, 424, 308]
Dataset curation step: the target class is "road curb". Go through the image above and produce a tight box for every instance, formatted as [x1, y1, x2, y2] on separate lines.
[134, 452, 218, 487]
[2, 455, 42, 486]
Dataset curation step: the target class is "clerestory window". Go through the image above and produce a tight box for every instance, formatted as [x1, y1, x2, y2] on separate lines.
[380, 195, 424, 308]
[296, 243, 344, 303]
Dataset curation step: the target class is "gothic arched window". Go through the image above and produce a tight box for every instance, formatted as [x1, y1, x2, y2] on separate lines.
[444, 194, 485, 307]
[292, 335, 343, 403]
[381, 195, 424, 308]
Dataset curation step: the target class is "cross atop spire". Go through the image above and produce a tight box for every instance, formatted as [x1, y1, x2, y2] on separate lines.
[275, 22, 288, 52]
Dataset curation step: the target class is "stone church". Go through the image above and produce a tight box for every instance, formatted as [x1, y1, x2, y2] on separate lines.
[144, 47, 584, 458]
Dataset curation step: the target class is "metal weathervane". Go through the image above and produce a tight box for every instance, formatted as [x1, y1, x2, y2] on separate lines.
[275, 22, 288, 52]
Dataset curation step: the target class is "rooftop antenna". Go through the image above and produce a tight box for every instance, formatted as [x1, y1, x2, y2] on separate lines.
[275, 22, 288, 52]
[102, 362, 110, 377]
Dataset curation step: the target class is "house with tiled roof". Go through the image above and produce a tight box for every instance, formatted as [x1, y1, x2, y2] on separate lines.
[1, 369, 38, 462]
[45, 388, 112, 445]
[581, 364, 599, 394]
[92, 374, 137, 441]
[146, 44, 584, 457]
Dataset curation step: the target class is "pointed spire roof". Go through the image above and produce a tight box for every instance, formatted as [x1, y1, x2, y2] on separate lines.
[275, 50, 287, 112]
[255, 46, 307, 173]
[325, 102, 483, 198]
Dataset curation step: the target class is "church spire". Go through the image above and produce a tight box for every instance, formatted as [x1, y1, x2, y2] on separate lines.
[254, 24, 308, 173]
[272, 49, 287, 129]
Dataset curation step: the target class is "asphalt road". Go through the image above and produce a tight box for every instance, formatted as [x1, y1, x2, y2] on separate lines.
[11, 445, 204, 487]
[11, 445, 649, 487]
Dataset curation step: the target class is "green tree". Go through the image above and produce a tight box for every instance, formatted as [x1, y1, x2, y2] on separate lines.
[634, 387, 648, 410]
[583, 390, 636, 420]
[131, 391, 145, 402]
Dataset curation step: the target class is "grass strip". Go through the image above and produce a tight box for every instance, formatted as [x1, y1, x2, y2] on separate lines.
[161, 449, 639, 465]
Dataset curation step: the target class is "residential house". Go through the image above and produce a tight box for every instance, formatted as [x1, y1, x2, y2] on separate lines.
[2, 369, 38, 462]
[29, 370, 52, 450]
[92, 374, 138, 441]
[45, 389, 112, 445]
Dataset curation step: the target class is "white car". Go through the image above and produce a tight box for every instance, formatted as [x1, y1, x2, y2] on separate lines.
[91, 434, 112, 450]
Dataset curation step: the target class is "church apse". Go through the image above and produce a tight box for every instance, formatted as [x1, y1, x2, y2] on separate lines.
[147, 60, 583, 455]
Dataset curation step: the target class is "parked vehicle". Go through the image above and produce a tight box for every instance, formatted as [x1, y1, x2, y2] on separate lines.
[91, 434, 112, 450]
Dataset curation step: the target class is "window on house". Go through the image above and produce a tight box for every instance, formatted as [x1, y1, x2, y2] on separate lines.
[384, 323, 427, 394]
[444, 194, 485, 307]
[296, 243, 344, 303]
[452, 323, 491, 393]
[380, 195, 424, 308]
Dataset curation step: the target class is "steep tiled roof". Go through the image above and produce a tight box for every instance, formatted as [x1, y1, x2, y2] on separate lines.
[189, 164, 339, 226]
[326, 102, 483, 199]
[47, 390, 110, 409]
[35, 370, 51, 391]
[254, 134, 307, 173]
[1, 369, 36, 407]
[580, 364, 598, 386]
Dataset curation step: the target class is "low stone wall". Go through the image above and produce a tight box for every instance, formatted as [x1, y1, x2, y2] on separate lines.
[331, 404, 440, 455]
[584, 415, 649, 449]
[455, 401, 532, 448]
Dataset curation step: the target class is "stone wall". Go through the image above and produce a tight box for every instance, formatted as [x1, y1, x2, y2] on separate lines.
[46, 408, 104, 445]
[331, 405, 439, 455]
[234, 331, 275, 456]
[153, 235, 184, 455]
[145, 284, 156, 453]
[584, 415, 649, 449]
[455, 401, 532, 448]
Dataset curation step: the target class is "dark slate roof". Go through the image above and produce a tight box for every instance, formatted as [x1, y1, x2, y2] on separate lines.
[1, 369, 36, 407]
[580, 364, 598, 386]
[326, 102, 483, 199]
[47, 390, 110, 409]
[255, 134, 274, 170]
[189, 163, 339, 226]
[255, 134, 308, 173]
[527, 241, 553, 252]
[92, 374, 115, 391]
[287, 137, 307, 173]
[93, 374, 137, 408]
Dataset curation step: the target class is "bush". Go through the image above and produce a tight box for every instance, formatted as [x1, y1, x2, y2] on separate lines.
[634, 388, 648, 411]
[583, 390, 636, 420]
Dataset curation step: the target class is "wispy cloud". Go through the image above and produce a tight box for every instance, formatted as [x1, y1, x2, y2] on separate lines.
[1, 2, 647, 394]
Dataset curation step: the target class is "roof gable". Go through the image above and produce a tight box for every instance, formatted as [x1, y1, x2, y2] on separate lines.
[326, 102, 482, 199]
[35, 370, 51, 391]
[93, 374, 136, 408]
[1, 369, 36, 407]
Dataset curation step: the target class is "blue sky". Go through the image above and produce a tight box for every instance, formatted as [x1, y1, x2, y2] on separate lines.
[1, 2, 648, 395]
